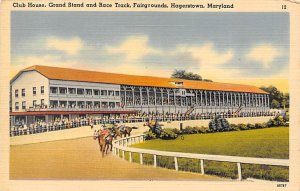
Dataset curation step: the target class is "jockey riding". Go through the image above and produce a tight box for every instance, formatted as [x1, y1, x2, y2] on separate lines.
[99, 125, 110, 141]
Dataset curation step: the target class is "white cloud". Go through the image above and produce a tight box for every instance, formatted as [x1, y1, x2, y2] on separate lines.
[246, 44, 282, 68]
[169, 43, 237, 80]
[45, 37, 83, 55]
[174, 43, 234, 67]
[11, 55, 83, 78]
[105, 35, 161, 62]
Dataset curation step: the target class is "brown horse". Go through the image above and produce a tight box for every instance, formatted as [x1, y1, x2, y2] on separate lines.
[113, 125, 138, 138]
[94, 129, 120, 157]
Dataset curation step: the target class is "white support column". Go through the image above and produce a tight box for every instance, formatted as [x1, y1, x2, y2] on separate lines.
[154, 88, 157, 106]
[139, 87, 142, 106]
[234, 93, 237, 107]
[218, 92, 221, 107]
[226, 92, 229, 106]
[241, 93, 244, 106]
[237, 162, 242, 181]
[173, 90, 176, 106]
[230, 93, 233, 107]
[174, 157, 178, 171]
[200, 159, 204, 175]
[209, 91, 212, 106]
[161, 88, 164, 106]
[195, 90, 198, 105]
[248, 93, 251, 107]
[255, 94, 258, 107]
[122, 150, 125, 160]
[205, 91, 208, 106]
[222, 92, 225, 107]
[213, 92, 216, 106]
[200, 91, 203, 106]
[132, 87, 135, 106]
[245, 93, 248, 107]
[147, 88, 150, 105]
[264, 94, 267, 107]
[167, 89, 170, 105]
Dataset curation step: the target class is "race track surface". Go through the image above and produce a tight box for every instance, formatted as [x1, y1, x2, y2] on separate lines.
[10, 137, 222, 180]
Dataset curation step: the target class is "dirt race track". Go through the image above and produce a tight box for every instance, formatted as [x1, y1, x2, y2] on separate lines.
[10, 137, 222, 180]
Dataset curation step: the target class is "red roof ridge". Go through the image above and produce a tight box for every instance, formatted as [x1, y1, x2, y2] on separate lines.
[14, 65, 268, 94]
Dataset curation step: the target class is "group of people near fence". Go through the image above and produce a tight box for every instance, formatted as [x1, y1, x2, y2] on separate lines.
[10, 110, 279, 137]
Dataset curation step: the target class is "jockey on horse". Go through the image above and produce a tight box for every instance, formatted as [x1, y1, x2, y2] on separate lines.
[144, 119, 163, 137]
[100, 125, 112, 141]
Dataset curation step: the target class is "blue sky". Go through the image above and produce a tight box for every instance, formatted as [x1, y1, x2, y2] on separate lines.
[11, 11, 289, 91]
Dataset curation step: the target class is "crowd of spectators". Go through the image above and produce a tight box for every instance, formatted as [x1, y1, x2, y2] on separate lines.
[10, 110, 279, 137]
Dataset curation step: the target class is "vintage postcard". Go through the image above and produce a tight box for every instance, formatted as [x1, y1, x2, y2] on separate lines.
[0, 0, 300, 190]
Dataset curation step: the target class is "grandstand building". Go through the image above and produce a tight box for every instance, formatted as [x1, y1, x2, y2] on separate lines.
[10, 65, 270, 126]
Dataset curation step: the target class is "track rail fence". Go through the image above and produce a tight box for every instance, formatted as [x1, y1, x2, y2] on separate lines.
[11, 113, 276, 137]
[112, 134, 289, 181]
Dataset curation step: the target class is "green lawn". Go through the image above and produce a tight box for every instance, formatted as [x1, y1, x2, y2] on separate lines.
[128, 127, 289, 181]
[132, 127, 289, 159]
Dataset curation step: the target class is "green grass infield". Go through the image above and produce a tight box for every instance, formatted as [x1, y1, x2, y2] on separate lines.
[128, 127, 289, 181]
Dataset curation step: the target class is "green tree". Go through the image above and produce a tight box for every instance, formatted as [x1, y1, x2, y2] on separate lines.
[171, 70, 202, 81]
[260, 86, 289, 109]
[281, 93, 289, 110]
[209, 116, 230, 132]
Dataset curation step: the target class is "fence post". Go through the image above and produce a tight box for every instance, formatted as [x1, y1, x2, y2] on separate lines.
[129, 152, 132, 162]
[118, 149, 121, 158]
[141, 135, 144, 143]
[200, 159, 205, 175]
[122, 150, 125, 160]
[153, 155, 157, 167]
[174, 157, 178, 171]
[140, 153, 143, 165]
[237, 162, 242, 181]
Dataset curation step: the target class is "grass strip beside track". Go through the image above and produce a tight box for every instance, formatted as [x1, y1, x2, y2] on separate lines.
[130, 127, 289, 181]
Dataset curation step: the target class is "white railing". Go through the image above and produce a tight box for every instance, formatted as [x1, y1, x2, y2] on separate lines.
[112, 134, 289, 181]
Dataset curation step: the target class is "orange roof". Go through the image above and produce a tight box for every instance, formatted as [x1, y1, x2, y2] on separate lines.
[14, 65, 267, 94]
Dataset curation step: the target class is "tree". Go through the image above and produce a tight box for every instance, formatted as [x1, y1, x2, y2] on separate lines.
[281, 93, 289, 110]
[260, 86, 289, 109]
[208, 115, 230, 132]
[171, 70, 202, 81]
[171, 70, 213, 82]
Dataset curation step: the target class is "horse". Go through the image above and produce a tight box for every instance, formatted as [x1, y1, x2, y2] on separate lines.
[143, 121, 164, 136]
[113, 125, 138, 138]
[94, 129, 120, 157]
